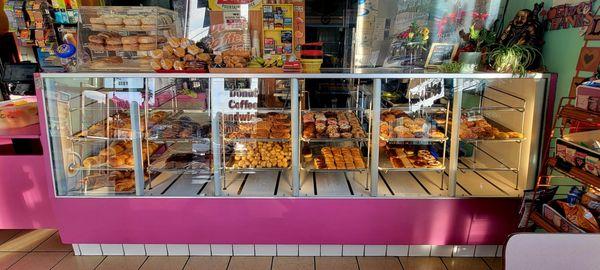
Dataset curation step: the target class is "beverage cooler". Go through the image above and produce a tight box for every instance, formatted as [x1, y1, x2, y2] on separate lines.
[38, 72, 555, 247]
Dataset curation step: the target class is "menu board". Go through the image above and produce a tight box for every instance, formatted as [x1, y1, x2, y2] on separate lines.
[424, 43, 457, 67]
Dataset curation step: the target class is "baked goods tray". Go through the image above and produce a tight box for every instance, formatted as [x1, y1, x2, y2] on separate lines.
[381, 136, 448, 143]
[82, 24, 173, 31]
[378, 157, 445, 172]
[455, 117, 526, 143]
[74, 164, 135, 172]
[223, 137, 290, 143]
[224, 157, 289, 172]
[301, 161, 368, 173]
[301, 137, 368, 143]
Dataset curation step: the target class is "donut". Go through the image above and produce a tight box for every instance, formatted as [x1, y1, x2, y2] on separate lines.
[106, 25, 123, 31]
[89, 17, 103, 24]
[88, 35, 105, 44]
[137, 35, 157, 44]
[106, 44, 122, 51]
[90, 24, 106, 31]
[141, 16, 158, 25]
[139, 43, 157, 51]
[123, 17, 141, 26]
[98, 32, 120, 39]
[105, 37, 122, 45]
[103, 16, 123, 25]
[140, 24, 155, 31]
[122, 44, 139, 51]
[121, 36, 138, 44]
[150, 49, 163, 59]
[88, 43, 105, 51]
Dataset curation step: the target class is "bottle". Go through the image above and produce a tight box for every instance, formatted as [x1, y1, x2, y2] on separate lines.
[252, 30, 260, 57]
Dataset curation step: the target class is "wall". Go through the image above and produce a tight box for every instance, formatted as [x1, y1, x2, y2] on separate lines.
[504, 0, 599, 108]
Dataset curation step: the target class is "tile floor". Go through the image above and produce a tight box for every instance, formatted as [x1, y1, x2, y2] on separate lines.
[0, 230, 503, 270]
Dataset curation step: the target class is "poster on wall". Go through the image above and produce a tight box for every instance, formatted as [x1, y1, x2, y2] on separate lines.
[585, 15, 600, 40]
[208, 0, 263, 11]
[540, 0, 596, 31]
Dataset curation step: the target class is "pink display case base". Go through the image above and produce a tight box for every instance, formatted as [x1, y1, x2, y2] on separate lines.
[55, 197, 519, 245]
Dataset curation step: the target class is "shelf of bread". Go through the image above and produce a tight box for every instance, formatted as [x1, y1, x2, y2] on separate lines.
[148, 143, 211, 175]
[303, 146, 367, 172]
[78, 171, 149, 194]
[225, 141, 292, 172]
[378, 144, 445, 172]
[456, 114, 525, 142]
[380, 109, 447, 143]
[72, 111, 169, 141]
[301, 111, 368, 142]
[224, 112, 291, 142]
[75, 141, 160, 172]
[147, 113, 210, 143]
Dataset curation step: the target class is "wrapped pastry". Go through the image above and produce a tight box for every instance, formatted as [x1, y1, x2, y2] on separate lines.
[138, 36, 157, 44]
[150, 59, 162, 71]
[167, 37, 180, 47]
[174, 47, 186, 57]
[89, 17, 103, 24]
[173, 60, 185, 70]
[139, 43, 157, 51]
[90, 24, 106, 31]
[123, 17, 141, 26]
[150, 49, 163, 59]
[122, 44, 139, 51]
[179, 38, 192, 49]
[103, 16, 123, 25]
[187, 44, 201, 55]
[184, 54, 195, 61]
[105, 44, 122, 51]
[160, 58, 174, 70]
[105, 37, 122, 45]
[162, 44, 174, 56]
[121, 36, 139, 45]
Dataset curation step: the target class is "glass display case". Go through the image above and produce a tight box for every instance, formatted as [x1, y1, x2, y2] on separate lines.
[77, 6, 180, 71]
[40, 73, 552, 198]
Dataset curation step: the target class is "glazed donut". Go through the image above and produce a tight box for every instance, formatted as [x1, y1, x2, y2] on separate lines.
[149, 49, 163, 59]
[173, 47, 186, 58]
[123, 17, 141, 26]
[137, 35, 157, 44]
[122, 44, 139, 51]
[139, 43, 157, 51]
[105, 37, 122, 45]
[103, 16, 123, 25]
[121, 36, 139, 45]
[88, 35, 105, 44]
[106, 44, 122, 51]
[89, 17, 103, 24]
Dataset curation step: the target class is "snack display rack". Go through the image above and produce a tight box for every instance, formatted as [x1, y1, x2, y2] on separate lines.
[40, 72, 552, 198]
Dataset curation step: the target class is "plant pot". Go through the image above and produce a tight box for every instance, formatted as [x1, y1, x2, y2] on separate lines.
[459, 52, 482, 73]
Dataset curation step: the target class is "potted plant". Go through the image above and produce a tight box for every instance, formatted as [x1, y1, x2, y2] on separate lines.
[383, 22, 430, 67]
[458, 24, 496, 72]
[488, 43, 542, 76]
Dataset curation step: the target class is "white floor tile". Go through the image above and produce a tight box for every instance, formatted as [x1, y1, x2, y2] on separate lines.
[496, 245, 504, 257]
[342, 245, 364, 256]
[189, 244, 211, 256]
[321, 245, 342, 256]
[123, 244, 146, 255]
[409, 245, 431, 256]
[233, 245, 254, 256]
[277, 245, 298, 256]
[431, 245, 453, 257]
[299, 245, 320, 256]
[100, 244, 124, 255]
[364, 245, 386, 256]
[475, 245, 497, 257]
[78, 244, 102, 256]
[72, 244, 81, 256]
[145, 244, 168, 256]
[386, 245, 409, 256]
[211, 244, 233, 256]
[167, 244, 189, 256]
[255, 245, 276, 256]
[453, 245, 475, 257]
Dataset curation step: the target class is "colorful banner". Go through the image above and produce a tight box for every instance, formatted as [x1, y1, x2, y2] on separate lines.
[208, 0, 263, 11]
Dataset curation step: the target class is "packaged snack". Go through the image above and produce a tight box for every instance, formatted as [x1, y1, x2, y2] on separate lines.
[557, 201, 600, 233]
[585, 156, 599, 176]
[575, 152, 587, 169]
[566, 148, 577, 165]
[581, 189, 600, 216]
[209, 22, 250, 55]
[556, 143, 566, 160]
[567, 186, 583, 205]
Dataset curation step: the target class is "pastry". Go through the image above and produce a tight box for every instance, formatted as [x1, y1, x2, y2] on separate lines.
[88, 35, 104, 44]
[121, 36, 139, 44]
[495, 132, 509, 140]
[150, 58, 162, 70]
[179, 38, 192, 49]
[139, 43, 157, 51]
[82, 157, 98, 168]
[160, 58, 174, 70]
[122, 44, 139, 51]
[150, 49, 163, 59]
[89, 17, 103, 24]
[167, 37, 180, 47]
[173, 60, 184, 70]
[174, 47, 186, 57]
[109, 156, 125, 167]
[106, 24, 123, 31]
[103, 16, 123, 25]
[90, 24, 106, 31]
[88, 43, 105, 51]
[138, 35, 157, 44]
[184, 54, 195, 61]
[106, 44, 122, 51]
[507, 132, 523, 139]
[105, 37, 122, 45]
[162, 44, 174, 56]
[140, 24, 155, 31]
[123, 17, 141, 26]
[141, 16, 158, 26]
[187, 44, 201, 55]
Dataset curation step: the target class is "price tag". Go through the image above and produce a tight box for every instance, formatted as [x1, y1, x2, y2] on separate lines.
[103, 78, 144, 89]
